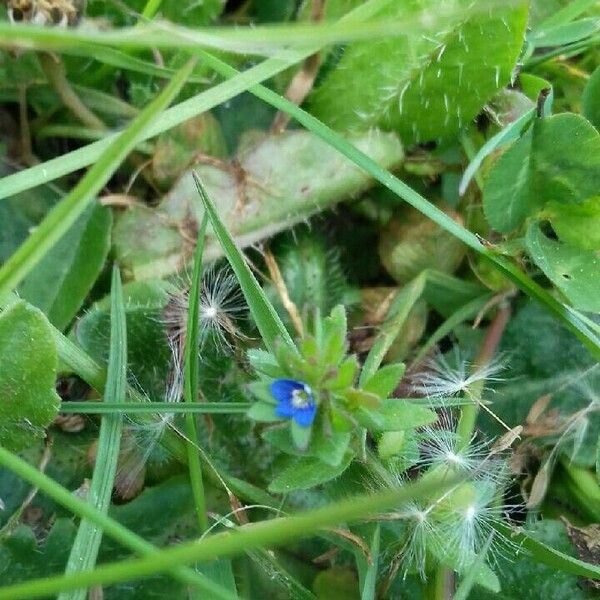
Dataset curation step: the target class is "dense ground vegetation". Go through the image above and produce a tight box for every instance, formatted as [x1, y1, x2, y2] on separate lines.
[0, 0, 599, 598]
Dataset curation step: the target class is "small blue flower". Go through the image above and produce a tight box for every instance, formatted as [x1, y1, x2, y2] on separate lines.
[271, 379, 316, 427]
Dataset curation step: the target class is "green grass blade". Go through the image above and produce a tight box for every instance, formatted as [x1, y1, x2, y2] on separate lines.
[360, 274, 426, 386]
[184, 213, 209, 532]
[536, 0, 599, 30]
[0, 475, 461, 600]
[193, 174, 295, 354]
[0, 6, 513, 55]
[0, 447, 238, 599]
[412, 293, 492, 365]
[59, 401, 252, 414]
[453, 532, 495, 600]
[494, 521, 600, 579]
[197, 52, 600, 363]
[58, 266, 127, 600]
[359, 524, 380, 600]
[0, 0, 395, 200]
[0, 58, 195, 299]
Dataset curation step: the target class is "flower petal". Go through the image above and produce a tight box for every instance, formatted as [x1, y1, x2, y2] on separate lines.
[293, 403, 317, 427]
[275, 402, 296, 418]
[271, 379, 304, 402]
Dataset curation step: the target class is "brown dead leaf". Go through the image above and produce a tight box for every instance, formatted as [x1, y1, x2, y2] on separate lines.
[562, 519, 600, 590]
[526, 394, 553, 425]
[53, 413, 86, 433]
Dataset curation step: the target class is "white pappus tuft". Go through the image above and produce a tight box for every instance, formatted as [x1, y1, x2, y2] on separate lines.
[163, 263, 247, 354]
[411, 348, 507, 399]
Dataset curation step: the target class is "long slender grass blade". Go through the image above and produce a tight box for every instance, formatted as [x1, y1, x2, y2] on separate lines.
[58, 266, 127, 600]
[0, 59, 195, 298]
[193, 174, 295, 354]
[196, 52, 600, 362]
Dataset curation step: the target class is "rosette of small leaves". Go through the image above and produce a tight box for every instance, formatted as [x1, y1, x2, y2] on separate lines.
[246, 305, 436, 485]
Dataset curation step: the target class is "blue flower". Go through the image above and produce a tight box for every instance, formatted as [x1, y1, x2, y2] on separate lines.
[271, 379, 317, 427]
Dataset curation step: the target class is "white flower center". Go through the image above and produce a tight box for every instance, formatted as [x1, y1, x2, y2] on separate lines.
[291, 385, 312, 408]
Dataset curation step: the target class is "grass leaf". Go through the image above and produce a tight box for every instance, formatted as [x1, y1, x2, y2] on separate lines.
[58, 265, 127, 600]
[0, 58, 195, 299]
[0, 447, 237, 600]
[193, 174, 295, 354]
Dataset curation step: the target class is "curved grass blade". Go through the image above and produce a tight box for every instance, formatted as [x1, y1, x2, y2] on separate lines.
[195, 51, 600, 363]
[358, 524, 380, 600]
[493, 521, 600, 579]
[0, 58, 195, 299]
[193, 174, 295, 354]
[412, 293, 492, 365]
[58, 266, 127, 600]
[360, 274, 426, 385]
[0, 475, 461, 600]
[0, 0, 396, 200]
[0, 4, 518, 56]
[0, 447, 237, 599]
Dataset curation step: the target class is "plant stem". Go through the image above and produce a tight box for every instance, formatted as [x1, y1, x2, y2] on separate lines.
[38, 52, 106, 131]
[183, 213, 210, 533]
[59, 401, 251, 414]
[456, 302, 512, 450]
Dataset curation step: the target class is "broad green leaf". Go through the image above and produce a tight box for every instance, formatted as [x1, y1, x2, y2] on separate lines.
[0, 59, 195, 299]
[74, 279, 174, 399]
[379, 205, 466, 284]
[247, 402, 279, 423]
[483, 113, 600, 233]
[545, 196, 600, 251]
[0, 520, 76, 583]
[263, 425, 351, 467]
[18, 203, 112, 331]
[0, 171, 57, 265]
[266, 228, 356, 333]
[0, 301, 60, 451]
[113, 129, 403, 280]
[152, 111, 227, 190]
[361, 400, 437, 432]
[361, 363, 405, 399]
[269, 452, 354, 493]
[582, 65, 600, 131]
[526, 224, 600, 313]
[313, 567, 359, 600]
[309, 0, 529, 144]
